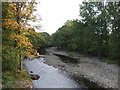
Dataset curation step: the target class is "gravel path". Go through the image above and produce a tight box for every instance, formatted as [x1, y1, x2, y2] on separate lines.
[44, 48, 119, 89]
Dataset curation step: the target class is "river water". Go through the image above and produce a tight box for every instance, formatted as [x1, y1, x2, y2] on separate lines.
[24, 57, 88, 89]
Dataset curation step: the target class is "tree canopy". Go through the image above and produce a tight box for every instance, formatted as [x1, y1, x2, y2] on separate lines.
[2, 2, 51, 71]
[52, 1, 120, 60]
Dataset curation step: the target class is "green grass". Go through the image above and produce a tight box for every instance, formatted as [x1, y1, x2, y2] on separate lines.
[67, 51, 120, 66]
[67, 52, 78, 57]
[2, 71, 16, 88]
[2, 70, 31, 88]
[100, 59, 120, 66]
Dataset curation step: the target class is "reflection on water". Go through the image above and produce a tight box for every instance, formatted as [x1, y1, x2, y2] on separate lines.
[24, 57, 87, 89]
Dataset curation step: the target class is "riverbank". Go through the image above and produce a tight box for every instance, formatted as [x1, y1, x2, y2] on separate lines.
[44, 48, 119, 89]
[2, 67, 33, 88]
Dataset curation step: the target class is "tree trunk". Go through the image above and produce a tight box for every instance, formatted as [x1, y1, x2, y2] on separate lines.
[16, 2, 22, 70]
[19, 52, 23, 70]
[20, 60, 22, 70]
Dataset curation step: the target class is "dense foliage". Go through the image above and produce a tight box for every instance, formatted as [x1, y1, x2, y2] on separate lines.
[52, 2, 120, 60]
[2, 2, 51, 88]
[2, 2, 51, 71]
[39, 32, 52, 47]
[2, 2, 38, 71]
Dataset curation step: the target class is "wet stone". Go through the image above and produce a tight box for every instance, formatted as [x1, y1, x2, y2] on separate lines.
[30, 74, 40, 80]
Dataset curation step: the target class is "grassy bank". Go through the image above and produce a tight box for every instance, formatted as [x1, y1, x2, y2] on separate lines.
[67, 51, 120, 66]
[2, 69, 32, 88]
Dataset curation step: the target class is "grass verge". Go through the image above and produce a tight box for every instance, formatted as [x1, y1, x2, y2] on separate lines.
[100, 59, 120, 66]
[67, 51, 120, 66]
[2, 69, 32, 88]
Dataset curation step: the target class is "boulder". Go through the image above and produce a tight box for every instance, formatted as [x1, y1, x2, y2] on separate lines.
[30, 74, 40, 80]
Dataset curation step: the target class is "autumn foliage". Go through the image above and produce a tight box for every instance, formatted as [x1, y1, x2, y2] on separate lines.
[2, 2, 41, 72]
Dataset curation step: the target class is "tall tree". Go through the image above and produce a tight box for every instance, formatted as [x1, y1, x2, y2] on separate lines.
[107, 2, 120, 59]
[52, 1, 120, 60]
[2, 2, 40, 71]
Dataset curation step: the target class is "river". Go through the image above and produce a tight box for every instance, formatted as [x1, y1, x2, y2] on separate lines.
[24, 57, 88, 89]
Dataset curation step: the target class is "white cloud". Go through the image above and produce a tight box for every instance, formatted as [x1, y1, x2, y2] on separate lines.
[35, 0, 83, 35]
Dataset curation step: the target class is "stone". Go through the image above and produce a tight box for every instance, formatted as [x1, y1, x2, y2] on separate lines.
[30, 74, 40, 80]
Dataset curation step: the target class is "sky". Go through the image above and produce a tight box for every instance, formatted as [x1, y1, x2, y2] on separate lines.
[35, 0, 83, 35]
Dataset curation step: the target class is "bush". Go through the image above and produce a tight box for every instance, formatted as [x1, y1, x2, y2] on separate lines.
[2, 47, 20, 72]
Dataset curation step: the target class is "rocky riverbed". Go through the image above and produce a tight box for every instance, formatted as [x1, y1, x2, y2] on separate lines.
[44, 48, 119, 89]
[24, 56, 87, 88]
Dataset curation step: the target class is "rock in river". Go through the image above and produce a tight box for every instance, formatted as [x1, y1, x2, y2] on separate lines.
[30, 74, 40, 80]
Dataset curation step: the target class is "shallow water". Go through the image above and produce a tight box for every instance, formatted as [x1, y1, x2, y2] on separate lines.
[24, 57, 87, 89]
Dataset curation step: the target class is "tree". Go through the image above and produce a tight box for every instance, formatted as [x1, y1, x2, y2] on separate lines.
[51, 1, 120, 60]
[39, 32, 52, 47]
[2, 2, 40, 71]
[107, 2, 120, 59]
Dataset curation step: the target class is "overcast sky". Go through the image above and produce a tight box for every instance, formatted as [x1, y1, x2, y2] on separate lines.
[35, 0, 83, 35]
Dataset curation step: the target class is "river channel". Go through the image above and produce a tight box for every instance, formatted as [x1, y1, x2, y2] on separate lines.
[24, 56, 88, 89]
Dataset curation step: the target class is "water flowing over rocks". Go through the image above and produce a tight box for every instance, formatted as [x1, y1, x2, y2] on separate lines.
[24, 47, 119, 89]
[24, 57, 87, 88]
